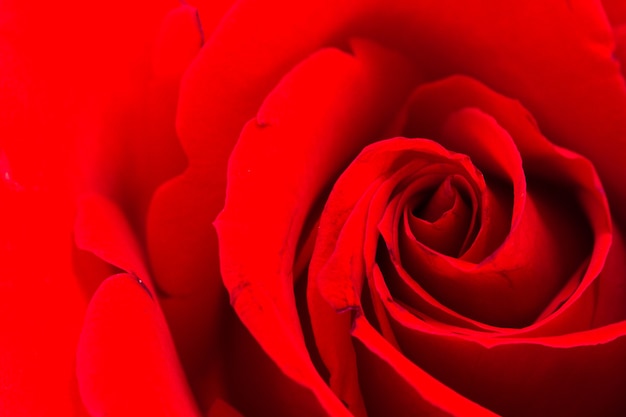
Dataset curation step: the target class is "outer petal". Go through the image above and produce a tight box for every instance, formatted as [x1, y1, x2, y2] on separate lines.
[215, 40, 416, 415]
[74, 194, 202, 416]
[351, 316, 498, 417]
[76, 273, 202, 417]
[120, 4, 202, 232]
[74, 195, 153, 289]
[145, 5, 231, 404]
[126, 7, 227, 407]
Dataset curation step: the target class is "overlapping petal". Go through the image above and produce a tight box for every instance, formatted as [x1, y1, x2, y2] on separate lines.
[76, 273, 202, 417]
[215, 39, 417, 415]
[74, 194, 244, 416]
[202, 1, 626, 415]
[307, 74, 625, 416]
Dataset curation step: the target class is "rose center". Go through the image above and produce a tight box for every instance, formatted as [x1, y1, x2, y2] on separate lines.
[408, 175, 474, 257]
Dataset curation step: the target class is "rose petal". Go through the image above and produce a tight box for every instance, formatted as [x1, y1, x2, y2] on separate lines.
[589, 224, 626, 327]
[74, 192, 232, 414]
[70, 0, 181, 219]
[407, 176, 473, 256]
[158, 4, 626, 408]
[145, 5, 236, 401]
[216, 40, 416, 415]
[395, 109, 593, 328]
[148, 0, 340, 306]
[153, 5, 205, 80]
[308, 180, 378, 415]
[117, 4, 201, 232]
[351, 316, 497, 416]
[601, 0, 626, 26]
[378, 0, 626, 226]
[76, 273, 202, 417]
[221, 306, 345, 416]
[124, 5, 227, 405]
[207, 398, 244, 417]
[168, 0, 626, 310]
[309, 138, 490, 410]
[387, 314, 626, 416]
[75, 194, 153, 286]
[377, 171, 503, 333]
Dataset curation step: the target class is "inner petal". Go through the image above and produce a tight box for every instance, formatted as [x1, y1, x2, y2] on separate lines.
[412, 177, 457, 222]
[408, 175, 473, 257]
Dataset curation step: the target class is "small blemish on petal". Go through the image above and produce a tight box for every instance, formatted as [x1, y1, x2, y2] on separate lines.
[194, 8, 205, 46]
[129, 272, 154, 300]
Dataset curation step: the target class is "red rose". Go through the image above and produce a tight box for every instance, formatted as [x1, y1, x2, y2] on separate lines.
[3, 0, 626, 416]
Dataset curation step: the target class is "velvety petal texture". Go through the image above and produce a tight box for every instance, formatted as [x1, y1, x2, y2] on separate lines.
[5, 0, 626, 416]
